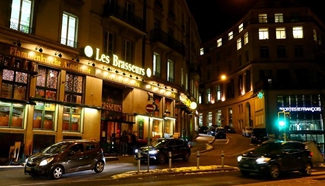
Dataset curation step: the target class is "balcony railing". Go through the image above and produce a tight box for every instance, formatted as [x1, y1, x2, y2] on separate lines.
[103, 2, 145, 31]
[150, 29, 185, 55]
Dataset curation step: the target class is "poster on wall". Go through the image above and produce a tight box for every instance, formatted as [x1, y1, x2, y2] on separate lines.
[138, 117, 144, 139]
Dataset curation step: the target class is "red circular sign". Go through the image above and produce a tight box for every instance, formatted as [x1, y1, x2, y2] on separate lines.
[146, 104, 154, 113]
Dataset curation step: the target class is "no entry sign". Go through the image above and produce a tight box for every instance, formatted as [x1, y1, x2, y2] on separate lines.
[146, 104, 154, 113]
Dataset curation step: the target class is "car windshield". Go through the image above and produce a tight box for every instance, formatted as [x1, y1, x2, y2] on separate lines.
[42, 142, 70, 154]
[254, 142, 282, 153]
[151, 139, 169, 148]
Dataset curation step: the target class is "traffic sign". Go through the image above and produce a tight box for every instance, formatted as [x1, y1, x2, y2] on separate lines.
[146, 104, 154, 113]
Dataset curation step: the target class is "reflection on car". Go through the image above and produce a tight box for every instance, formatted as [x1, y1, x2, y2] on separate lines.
[134, 138, 191, 164]
[251, 128, 269, 144]
[237, 140, 313, 179]
[24, 140, 105, 179]
[224, 125, 236, 133]
[242, 126, 253, 137]
[198, 126, 209, 134]
[215, 127, 227, 139]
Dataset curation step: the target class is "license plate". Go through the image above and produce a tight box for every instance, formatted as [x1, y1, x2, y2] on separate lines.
[242, 164, 249, 167]
[25, 167, 31, 171]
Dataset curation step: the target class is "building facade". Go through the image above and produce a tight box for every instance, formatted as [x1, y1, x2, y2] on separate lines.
[0, 0, 200, 159]
[198, 0, 325, 152]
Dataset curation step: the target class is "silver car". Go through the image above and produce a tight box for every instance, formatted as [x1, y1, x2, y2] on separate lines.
[242, 126, 253, 137]
[24, 140, 105, 179]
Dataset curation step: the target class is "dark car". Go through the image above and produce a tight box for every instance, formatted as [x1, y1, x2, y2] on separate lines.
[250, 128, 269, 144]
[198, 126, 209, 134]
[224, 126, 236, 133]
[215, 127, 227, 139]
[24, 140, 106, 179]
[237, 140, 313, 179]
[134, 138, 191, 164]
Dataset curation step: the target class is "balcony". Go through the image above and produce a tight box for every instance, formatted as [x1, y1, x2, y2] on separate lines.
[103, 2, 145, 32]
[150, 29, 185, 56]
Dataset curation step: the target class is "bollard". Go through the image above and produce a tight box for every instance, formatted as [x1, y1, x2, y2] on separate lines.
[137, 151, 141, 173]
[197, 151, 200, 169]
[221, 150, 224, 168]
[169, 151, 172, 170]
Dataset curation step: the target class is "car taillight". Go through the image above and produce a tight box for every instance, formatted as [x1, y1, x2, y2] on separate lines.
[310, 151, 313, 157]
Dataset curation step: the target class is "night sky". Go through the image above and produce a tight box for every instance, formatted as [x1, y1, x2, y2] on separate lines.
[186, 0, 325, 43]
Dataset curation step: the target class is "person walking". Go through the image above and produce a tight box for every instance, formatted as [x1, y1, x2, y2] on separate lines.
[130, 131, 137, 155]
[120, 131, 129, 156]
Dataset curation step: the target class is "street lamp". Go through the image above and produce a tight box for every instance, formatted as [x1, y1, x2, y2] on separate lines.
[221, 74, 227, 81]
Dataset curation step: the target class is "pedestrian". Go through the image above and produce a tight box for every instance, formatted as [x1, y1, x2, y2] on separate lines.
[120, 131, 129, 156]
[130, 131, 137, 155]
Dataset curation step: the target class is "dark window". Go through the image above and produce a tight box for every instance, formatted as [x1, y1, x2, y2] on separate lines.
[245, 70, 251, 91]
[260, 46, 269, 58]
[277, 69, 290, 88]
[216, 53, 220, 61]
[245, 50, 249, 62]
[238, 75, 243, 95]
[277, 46, 286, 58]
[238, 55, 242, 66]
[207, 56, 211, 65]
[294, 45, 303, 57]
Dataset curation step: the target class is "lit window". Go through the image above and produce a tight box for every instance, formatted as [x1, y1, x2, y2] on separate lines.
[36, 67, 58, 100]
[104, 31, 114, 56]
[259, 14, 267, 23]
[64, 73, 84, 104]
[237, 38, 242, 50]
[228, 31, 233, 40]
[244, 32, 248, 45]
[276, 27, 286, 39]
[217, 38, 222, 47]
[238, 23, 243, 33]
[274, 13, 283, 23]
[61, 12, 78, 48]
[216, 85, 221, 101]
[293, 26, 303, 39]
[63, 106, 82, 132]
[153, 52, 161, 77]
[313, 29, 317, 42]
[167, 59, 174, 82]
[33, 102, 56, 130]
[206, 88, 211, 103]
[259, 28, 269, 40]
[10, 0, 33, 34]
[200, 48, 204, 55]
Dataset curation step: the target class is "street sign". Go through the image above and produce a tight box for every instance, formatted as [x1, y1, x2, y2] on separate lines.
[146, 104, 154, 113]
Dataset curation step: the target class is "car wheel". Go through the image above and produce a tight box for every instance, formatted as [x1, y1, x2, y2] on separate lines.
[94, 160, 105, 173]
[157, 153, 167, 164]
[269, 164, 280, 179]
[51, 165, 63, 179]
[182, 151, 190, 161]
[240, 170, 250, 176]
[300, 162, 312, 176]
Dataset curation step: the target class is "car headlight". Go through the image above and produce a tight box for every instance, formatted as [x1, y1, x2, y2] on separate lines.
[256, 156, 271, 164]
[39, 157, 54, 166]
[237, 155, 243, 162]
[135, 149, 138, 154]
[148, 149, 159, 155]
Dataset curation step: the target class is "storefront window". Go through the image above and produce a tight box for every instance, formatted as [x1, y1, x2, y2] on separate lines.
[64, 73, 84, 104]
[62, 106, 82, 132]
[0, 101, 24, 128]
[152, 119, 162, 138]
[33, 102, 56, 130]
[1, 69, 27, 100]
[36, 67, 58, 100]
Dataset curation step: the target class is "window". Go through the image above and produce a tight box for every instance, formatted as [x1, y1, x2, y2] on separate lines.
[181, 68, 184, 87]
[294, 45, 303, 57]
[62, 106, 82, 132]
[216, 85, 221, 101]
[125, 1, 134, 21]
[1, 69, 28, 100]
[259, 28, 269, 40]
[274, 13, 283, 23]
[238, 23, 243, 33]
[207, 70, 211, 80]
[228, 31, 233, 40]
[64, 73, 84, 104]
[206, 88, 211, 103]
[35, 67, 58, 100]
[207, 57, 211, 65]
[104, 31, 114, 56]
[217, 38, 222, 47]
[259, 14, 267, 23]
[61, 12, 78, 48]
[167, 59, 174, 82]
[293, 26, 303, 39]
[0, 102, 25, 128]
[238, 55, 242, 66]
[244, 32, 248, 45]
[238, 75, 243, 95]
[154, 19, 161, 30]
[277, 46, 286, 58]
[153, 52, 161, 77]
[33, 102, 56, 130]
[237, 38, 242, 50]
[276, 27, 286, 39]
[123, 39, 132, 62]
[200, 48, 204, 55]
[260, 46, 269, 58]
[313, 29, 317, 42]
[10, 0, 33, 33]
[245, 50, 249, 62]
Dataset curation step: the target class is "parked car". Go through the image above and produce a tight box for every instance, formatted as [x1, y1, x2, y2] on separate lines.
[224, 125, 236, 133]
[134, 138, 191, 164]
[24, 140, 105, 179]
[215, 127, 227, 139]
[242, 126, 253, 137]
[207, 125, 218, 136]
[198, 126, 209, 134]
[237, 140, 313, 179]
[250, 128, 269, 144]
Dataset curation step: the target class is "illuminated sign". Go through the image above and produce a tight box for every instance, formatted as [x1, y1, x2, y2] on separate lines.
[279, 107, 322, 112]
[179, 93, 191, 107]
[84, 45, 148, 76]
